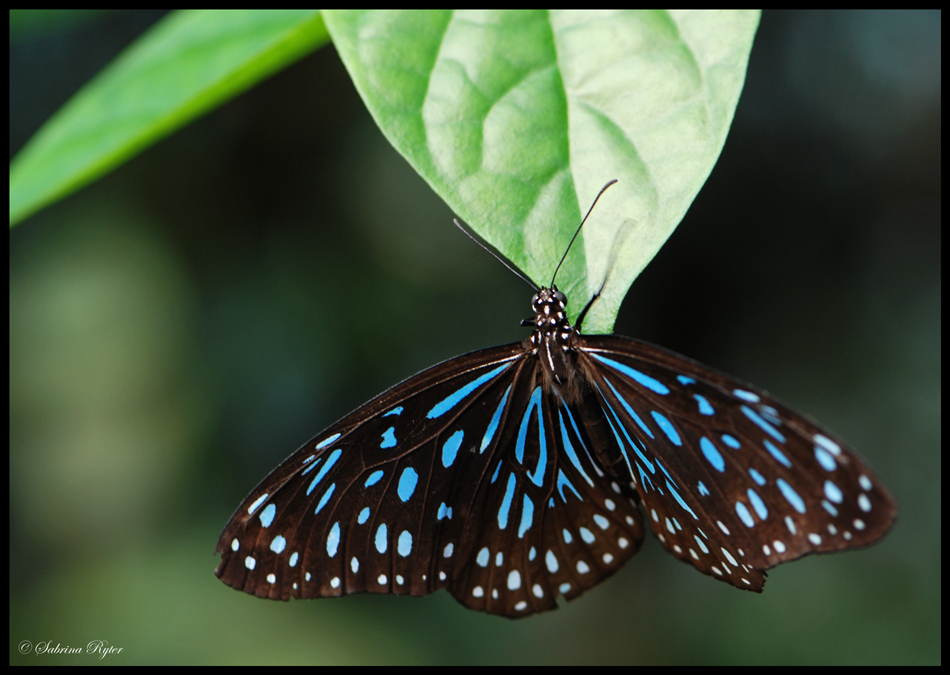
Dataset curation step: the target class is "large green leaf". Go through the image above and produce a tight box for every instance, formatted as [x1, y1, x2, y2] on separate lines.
[9, 10, 328, 227]
[324, 10, 759, 332]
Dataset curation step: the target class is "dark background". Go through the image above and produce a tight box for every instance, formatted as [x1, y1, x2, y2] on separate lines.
[10, 10, 940, 665]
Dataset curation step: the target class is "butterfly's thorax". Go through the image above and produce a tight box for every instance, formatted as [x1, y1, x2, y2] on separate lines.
[523, 286, 585, 402]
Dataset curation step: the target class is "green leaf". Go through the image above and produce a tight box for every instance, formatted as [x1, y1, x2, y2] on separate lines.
[324, 10, 760, 332]
[10, 10, 329, 227]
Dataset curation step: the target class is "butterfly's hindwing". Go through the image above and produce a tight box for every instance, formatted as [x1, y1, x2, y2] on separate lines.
[578, 334, 896, 590]
[446, 369, 645, 615]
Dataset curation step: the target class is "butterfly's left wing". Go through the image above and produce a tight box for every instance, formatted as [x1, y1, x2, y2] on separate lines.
[577, 334, 897, 591]
[215, 343, 528, 603]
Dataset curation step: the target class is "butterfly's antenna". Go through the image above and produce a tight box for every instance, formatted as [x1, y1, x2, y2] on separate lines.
[550, 179, 618, 288]
[575, 217, 635, 331]
[453, 218, 539, 291]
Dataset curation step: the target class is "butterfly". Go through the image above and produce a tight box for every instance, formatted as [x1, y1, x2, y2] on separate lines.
[215, 181, 897, 618]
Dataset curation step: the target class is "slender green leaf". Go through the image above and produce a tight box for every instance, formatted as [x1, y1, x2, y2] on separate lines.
[10, 9, 329, 226]
[325, 9, 760, 332]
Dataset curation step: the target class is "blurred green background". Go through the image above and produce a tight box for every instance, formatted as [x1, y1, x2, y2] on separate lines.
[10, 10, 939, 665]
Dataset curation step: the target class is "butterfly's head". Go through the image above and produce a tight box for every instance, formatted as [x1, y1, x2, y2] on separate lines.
[530, 285, 567, 318]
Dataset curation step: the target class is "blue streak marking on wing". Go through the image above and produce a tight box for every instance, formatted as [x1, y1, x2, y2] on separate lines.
[814, 446, 836, 471]
[736, 501, 754, 527]
[259, 503, 276, 527]
[598, 396, 639, 480]
[498, 473, 516, 529]
[247, 494, 268, 516]
[777, 478, 806, 513]
[824, 480, 843, 503]
[556, 469, 584, 503]
[527, 401, 546, 488]
[315, 433, 341, 450]
[601, 392, 639, 452]
[480, 385, 511, 453]
[307, 449, 342, 495]
[602, 376, 654, 439]
[741, 405, 787, 443]
[327, 522, 340, 556]
[518, 494, 534, 538]
[733, 389, 760, 402]
[665, 481, 698, 519]
[748, 488, 768, 519]
[397, 467, 418, 502]
[427, 363, 510, 419]
[651, 411, 682, 445]
[557, 408, 594, 487]
[764, 439, 793, 468]
[598, 387, 655, 475]
[591, 353, 670, 394]
[442, 429, 464, 468]
[560, 401, 599, 471]
[700, 437, 725, 472]
[760, 405, 781, 426]
[315, 483, 335, 514]
[637, 464, 655, 493]
[656, 458, 676, 484]
[516, 387, 542, 464]
[301, 457, 321, 476]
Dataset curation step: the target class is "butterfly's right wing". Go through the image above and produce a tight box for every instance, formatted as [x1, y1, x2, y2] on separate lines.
[578, 334, 896, 591]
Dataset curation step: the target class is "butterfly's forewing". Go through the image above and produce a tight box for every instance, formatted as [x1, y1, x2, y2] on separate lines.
[216, 340, 646, 618]
[578, 334, 897, 590]
[215, 343, 525, 601]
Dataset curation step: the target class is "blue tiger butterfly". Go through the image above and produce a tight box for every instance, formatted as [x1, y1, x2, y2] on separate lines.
[216, 181, 896, 617]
